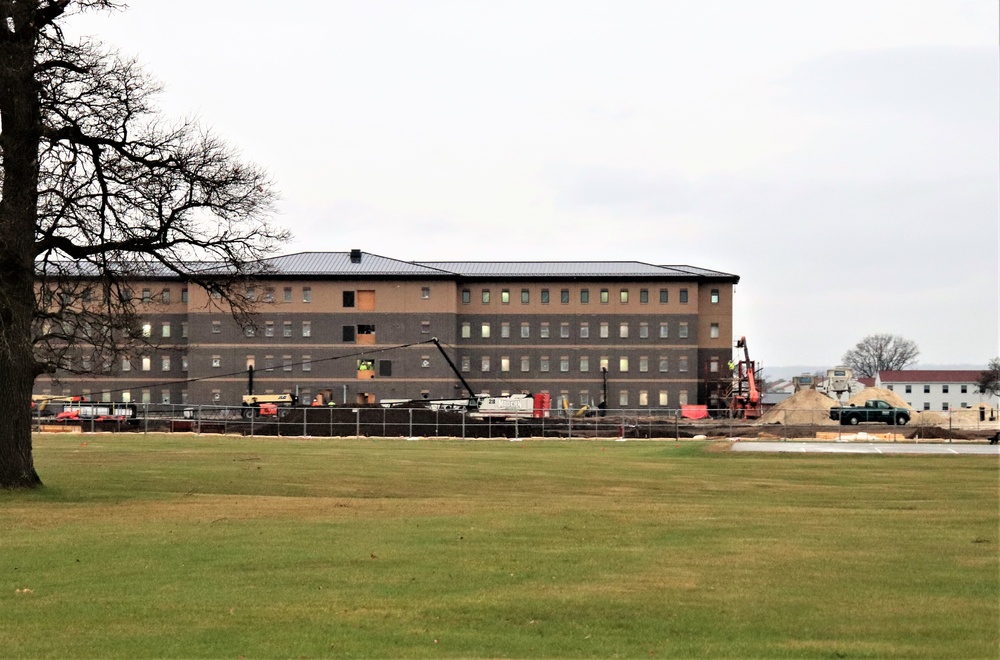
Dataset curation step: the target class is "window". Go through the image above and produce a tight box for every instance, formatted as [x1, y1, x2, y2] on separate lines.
[620, 289, 629, 304]
[283, 287, 293, 303]
[659, 390, 669, 406]
[659, 323, 669, 338]
[247, 288, 256, 302]
[461, 289, 471, 304]
[501, 356, 510, 372]
[679, 390, 689, 406]
[711, 289, 720, 304]
[343, 291, 355, 307]
[560, 289, 570, 304]
[283, 356, 293, 372]
[482, 289, 490, 304]
[521, 289, 529, 304]
[244, 325, 256, 337]
[560, 323, 570, 338]
[302, 321, 311, 337]
[521, 356, 530, 372]
[679, 356, 689, 372]
[181, 356, 189, 372]
[343, 325, 356, 342]
[679, 289, 688, 303]
[923, 402, 930, 410]
[481, 322, 491, 338]
[162, 289, 171, 304]
[659, 357, 669, 372]
[541, 289, 550, 304]
[923, 385, 930, 394]
[540, 322, 550, 338]
[600, 289, 609, 304]
[421, 286, 430, 299]
[905, 385, 912, 393]
[942, 385, 949, 394]
[421, 321, 431, 335]
[142, 288, 152, 302]
[283, 321, 292, 338]
[619, 390, 629, 406]
[161, 390, 171, 405]
[302, 356, 312, 372]
[961, 385, 968, 394]
[580, 322, 589, 338]
[599, 322, 609, 338]
[600, 357, 609, 371]
[639, 289, 648, 304]
[520, 322, 530, 338]
[161, 322, 171, 338]
[461, 356, 471, 372]
[580, 289, 589, 304]
[619, 357, 629, 372]
[540, 356, 550, 372]
[941, 403, 949, 411]
[141, 356, 151, 372]
[302, 287, 312, 303]
[265, 321, 274, 337]
[619, 322, 629, 338]
[481, 356, 490, 372]
[639, 356, 649, 372]
[211, 321, 221, 334]
[580, 356, 589, 372]
[560, 356, 569, 372]
[181, 288, 189, 303]
[639, 322, 649, 339]
[460, 322, 471, 338]
[710, 323, 719, 339]
[580, 391, 590, 406]
[639, 390, 649, 406]
[501, 289, 510, 304]
[142, 322, 152, 337]
[379, 360, 392, 377]
[264, 288, 274, 302]
[710, 358, 719, 373]
[421, 355, 430, 368]
[679, 322, 689, 339]
[212, 356, 221, 368]
[501, 322, 510, 338]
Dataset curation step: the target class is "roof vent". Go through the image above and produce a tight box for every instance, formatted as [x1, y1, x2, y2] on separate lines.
[350, 249, 362, 264]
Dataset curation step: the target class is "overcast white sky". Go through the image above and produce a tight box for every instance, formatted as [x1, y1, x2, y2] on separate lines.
[66, 1, 999, 368]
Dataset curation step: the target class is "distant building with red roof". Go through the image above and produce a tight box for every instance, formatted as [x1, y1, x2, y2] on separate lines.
[875, 370, 995, 413]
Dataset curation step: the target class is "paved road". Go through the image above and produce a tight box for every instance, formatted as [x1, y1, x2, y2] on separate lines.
[730, 441, 1000, 455]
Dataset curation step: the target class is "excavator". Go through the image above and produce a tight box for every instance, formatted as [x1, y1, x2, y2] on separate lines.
[730, 336, 762, 419]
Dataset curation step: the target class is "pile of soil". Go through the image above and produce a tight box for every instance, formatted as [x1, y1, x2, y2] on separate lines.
[758, 389, 840, 426]
[949, 402, 996, 424]
[910, 411, 948, 426]
[847, 387, 911, 409]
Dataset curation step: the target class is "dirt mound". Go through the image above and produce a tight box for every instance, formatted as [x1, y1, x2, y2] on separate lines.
[847, 387, 911, 410]
[758, 389, 840, 426]
[949, 403, 996, 424]
[910, 411, 948, 426]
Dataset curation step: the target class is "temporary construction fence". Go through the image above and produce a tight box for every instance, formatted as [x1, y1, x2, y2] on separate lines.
[30, 403, 1000, 442]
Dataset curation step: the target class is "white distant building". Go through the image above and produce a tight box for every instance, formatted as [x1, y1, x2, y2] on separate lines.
[875, 370, 996, 413]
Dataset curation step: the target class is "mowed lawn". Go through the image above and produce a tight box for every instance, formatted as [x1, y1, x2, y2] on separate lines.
[1, 435, 997, 659]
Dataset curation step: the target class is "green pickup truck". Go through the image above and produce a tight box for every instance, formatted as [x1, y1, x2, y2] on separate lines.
[829, 400, 911, 426]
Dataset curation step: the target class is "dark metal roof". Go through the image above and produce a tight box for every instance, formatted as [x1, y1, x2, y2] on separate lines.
[417, 261, 739, 281]
[265, 252, 451, 276]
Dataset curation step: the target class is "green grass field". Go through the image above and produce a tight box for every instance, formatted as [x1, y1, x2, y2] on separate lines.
[1, 435, 997, 658]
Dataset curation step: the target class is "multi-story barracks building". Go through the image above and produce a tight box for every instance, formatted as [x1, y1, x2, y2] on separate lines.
[33, 250, 741, 411]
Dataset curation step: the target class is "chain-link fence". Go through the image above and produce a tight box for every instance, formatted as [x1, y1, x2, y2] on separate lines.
[30, 403, 1000, 442]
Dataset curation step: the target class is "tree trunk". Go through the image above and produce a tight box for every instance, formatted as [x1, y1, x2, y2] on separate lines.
[0, 21, 44, 489]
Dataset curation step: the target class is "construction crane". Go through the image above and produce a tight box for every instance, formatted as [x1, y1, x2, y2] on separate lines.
[731, 336, 762, 419]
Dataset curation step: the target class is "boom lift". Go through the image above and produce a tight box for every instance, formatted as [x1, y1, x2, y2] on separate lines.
[731, 336, 762, 419]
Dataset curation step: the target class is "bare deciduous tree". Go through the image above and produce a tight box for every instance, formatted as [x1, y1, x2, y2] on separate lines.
[1, 1, 287, 488]
[978, 358, 1000, 399]
[841, 334, 920, 378]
